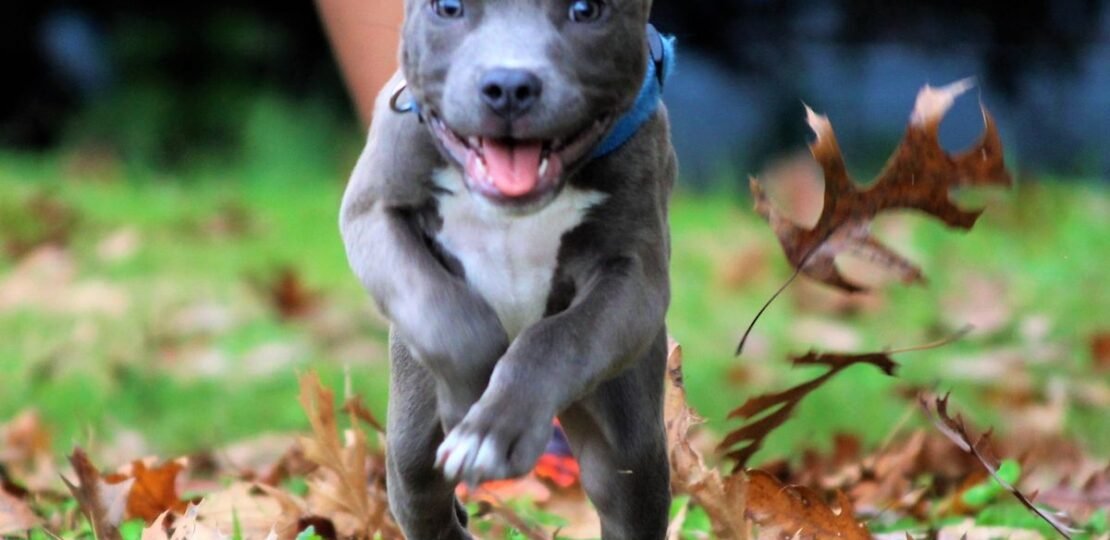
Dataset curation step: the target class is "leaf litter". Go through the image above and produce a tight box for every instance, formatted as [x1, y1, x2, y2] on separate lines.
[2, 82, 1105, 539]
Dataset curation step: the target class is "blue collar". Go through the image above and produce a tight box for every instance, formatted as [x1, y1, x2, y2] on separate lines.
[592, 25, 676, 159]
[396, 25, 675, 162]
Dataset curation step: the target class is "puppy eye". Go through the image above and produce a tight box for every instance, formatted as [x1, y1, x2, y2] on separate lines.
[431, 0, 464, 19]
[568, 0, 604, 23]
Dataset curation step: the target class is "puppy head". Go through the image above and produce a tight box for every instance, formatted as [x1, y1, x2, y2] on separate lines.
[401, 0, 652, 212]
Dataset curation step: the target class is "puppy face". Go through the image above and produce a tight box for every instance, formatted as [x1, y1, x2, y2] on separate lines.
[402, 0, 651, 212]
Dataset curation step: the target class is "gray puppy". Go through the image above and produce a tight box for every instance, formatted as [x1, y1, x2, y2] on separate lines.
[340, 0, 676, 537]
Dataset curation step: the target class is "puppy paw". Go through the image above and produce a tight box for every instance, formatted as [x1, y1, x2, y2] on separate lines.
[435, 397, 554, 486]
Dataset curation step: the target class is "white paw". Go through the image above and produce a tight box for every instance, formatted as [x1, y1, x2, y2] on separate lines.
[434, 401, 553, 486]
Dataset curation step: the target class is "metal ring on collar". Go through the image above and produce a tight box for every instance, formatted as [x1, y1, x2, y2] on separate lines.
[389, 83, 416, 114]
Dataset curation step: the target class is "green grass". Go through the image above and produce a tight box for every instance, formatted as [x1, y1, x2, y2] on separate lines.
[0, 149, 1107, 465]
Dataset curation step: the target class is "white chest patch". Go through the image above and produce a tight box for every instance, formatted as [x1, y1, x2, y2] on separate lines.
[433, 168, 607, 339]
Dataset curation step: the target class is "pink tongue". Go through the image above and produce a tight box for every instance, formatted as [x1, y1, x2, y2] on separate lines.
[483, 140, 543, 197]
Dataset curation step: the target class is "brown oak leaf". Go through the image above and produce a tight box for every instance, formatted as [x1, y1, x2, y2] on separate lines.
[664, 340, 750, 540]
[745, 469, 870, 540]
[751, 79, 1012, 292]
[105, 460, 191, 524]
[297, 372, 401, 540]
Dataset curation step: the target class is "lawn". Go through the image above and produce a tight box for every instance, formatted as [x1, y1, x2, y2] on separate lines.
[0, 148, 1107, 538]
[1, 150, 1107, 461]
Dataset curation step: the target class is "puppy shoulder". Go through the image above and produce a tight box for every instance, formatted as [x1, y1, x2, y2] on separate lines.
[341, 72, 443, 225]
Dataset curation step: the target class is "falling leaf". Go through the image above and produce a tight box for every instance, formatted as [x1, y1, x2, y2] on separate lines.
[62, 448, 135, 540]
[664, 340, 750, 540]
[720, 351, 899, 471]
[723, 329, 970, 470]
[296, 372, 401, 539]
[920, 394, 1081, 538]
[745, 469, 870, 540]
[751, 79, 1011, 293]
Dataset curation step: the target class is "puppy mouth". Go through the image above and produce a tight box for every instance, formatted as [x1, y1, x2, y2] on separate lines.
[429, 114, 612, 204]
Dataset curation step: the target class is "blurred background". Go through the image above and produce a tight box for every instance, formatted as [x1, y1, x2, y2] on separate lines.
[5, 0, 1110, 181]
[1, 0, 1107, 467]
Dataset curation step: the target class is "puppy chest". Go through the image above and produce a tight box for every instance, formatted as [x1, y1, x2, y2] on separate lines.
[432, 171, 604, 339]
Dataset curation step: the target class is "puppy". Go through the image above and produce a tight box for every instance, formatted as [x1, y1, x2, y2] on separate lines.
[340, 0, 676, 537]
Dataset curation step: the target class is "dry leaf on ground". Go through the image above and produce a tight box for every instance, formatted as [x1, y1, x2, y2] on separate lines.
[193, 482, 301, 539]
[665, 340, 750, 540]
[920, 394, 1081, 538]
[2, 190, 79, 259]
[263, 268, 320, 320]
[62, 448, 135, 540]
[297, 372, 401, 539]
[936, 519, 1045, 540]
[141, 511, 173, 540]
[169, 504, 239, 540]
[105, 459, 191, 524]
[0, 485, 40, 535]
[0, 247, 130, 317]
[745, 469, 869, 540]
[1091, 332, 1110, 372]
[0, 409, 58, 492]
[750, 79, 1012, 293]
[97, 227, 142, 263]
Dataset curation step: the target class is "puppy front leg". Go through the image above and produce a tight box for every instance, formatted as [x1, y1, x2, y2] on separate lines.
[343, 202, 509, 426]
[436, 255, 667, 484]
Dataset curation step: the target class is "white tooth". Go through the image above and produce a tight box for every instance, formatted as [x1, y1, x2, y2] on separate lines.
[469, 137, 480, 148]
[538, 157, 549, 177]
[476, 159, 487, 178]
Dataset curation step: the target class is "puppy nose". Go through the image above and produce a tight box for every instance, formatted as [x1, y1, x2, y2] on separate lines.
[480, 68, 543, 118]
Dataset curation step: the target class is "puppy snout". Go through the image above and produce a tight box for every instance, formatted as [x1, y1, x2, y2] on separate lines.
[480, 68, 543, 118]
